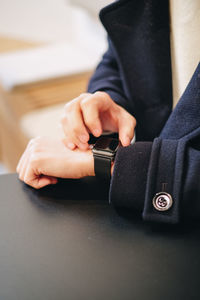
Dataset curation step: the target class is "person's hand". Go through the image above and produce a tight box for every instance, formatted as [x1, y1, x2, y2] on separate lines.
[16, 136, 94, 189]
[61, 91, 136, 150]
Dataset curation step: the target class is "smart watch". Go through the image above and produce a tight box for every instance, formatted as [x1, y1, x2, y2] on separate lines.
[92, 137, 120, 180]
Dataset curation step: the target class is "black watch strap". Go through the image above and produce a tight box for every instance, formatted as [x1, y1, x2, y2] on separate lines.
[92, 136, 120, 181]
[94, 155, 111, 180]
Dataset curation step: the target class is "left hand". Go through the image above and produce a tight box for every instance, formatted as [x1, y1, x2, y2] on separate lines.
[16, 136, 94, 189]
[60, 92, 136, 150]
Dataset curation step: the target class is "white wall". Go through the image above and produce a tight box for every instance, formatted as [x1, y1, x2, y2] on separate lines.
[0, 0, 111, 43]
[70, 0, 112, 17]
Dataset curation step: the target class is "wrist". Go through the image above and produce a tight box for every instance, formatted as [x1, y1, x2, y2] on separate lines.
[91, 137, 119, 180]
[85, 150, 114, 178]
[85, 150, 95, 177]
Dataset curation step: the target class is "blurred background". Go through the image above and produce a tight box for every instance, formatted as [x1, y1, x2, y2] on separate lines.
[0, 0, 112, 174]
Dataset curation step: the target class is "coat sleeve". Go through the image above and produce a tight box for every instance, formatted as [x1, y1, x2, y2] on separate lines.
[109, 63, 200, 224]
[110, 134, 200, 224]
[87, 38, 131, 112]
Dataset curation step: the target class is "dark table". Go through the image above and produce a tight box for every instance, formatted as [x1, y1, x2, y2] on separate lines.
[0, 173, 200, 300]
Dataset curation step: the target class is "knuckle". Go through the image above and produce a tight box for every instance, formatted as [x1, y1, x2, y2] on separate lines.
[16, 164, 20, 173]
[24, 177, 31, 185]
[79, 92, 90, 98]
[31, 144, 41, 154]
[94, 91, 110, 102]
[64, 100, 77, 113]
[94, 91, 104, 98]
[81, 96, 98, 110]
[30, 136, 41, 147]
[34, 136, 42, 143]
[19, 174, 24, 181]
[80, 97, 90, 108]
[28, 138, 35, 147]
[65, 94, 85, 111]
[64, 102, 73, 113]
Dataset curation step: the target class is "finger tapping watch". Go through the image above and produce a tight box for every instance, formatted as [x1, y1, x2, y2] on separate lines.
[92, 137, 120, 180]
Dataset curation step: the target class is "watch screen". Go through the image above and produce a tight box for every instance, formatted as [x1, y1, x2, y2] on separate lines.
[94, 137, 119, 152]
[110, 139, 120, 151]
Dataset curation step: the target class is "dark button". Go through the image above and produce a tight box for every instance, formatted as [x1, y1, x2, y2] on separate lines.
[152, 192, 173, 211]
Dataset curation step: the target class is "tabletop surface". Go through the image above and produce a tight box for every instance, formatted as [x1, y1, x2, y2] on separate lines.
[0, 173, 200, 300]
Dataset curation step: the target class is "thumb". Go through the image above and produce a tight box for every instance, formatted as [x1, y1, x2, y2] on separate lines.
[117, 112, 136, 146]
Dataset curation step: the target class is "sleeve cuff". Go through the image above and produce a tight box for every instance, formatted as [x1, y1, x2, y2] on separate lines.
[109, 142, 152, 212]
[109, 138, 186, 224]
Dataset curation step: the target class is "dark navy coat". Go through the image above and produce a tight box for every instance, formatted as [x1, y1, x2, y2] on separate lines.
[88, 0, 200, 224]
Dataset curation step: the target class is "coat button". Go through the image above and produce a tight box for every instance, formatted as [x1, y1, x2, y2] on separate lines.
[152, 192, 173, 211]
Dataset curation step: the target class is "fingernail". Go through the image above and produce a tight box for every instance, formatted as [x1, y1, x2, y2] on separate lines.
[93, 129, 101, 137]
[79, 134, 88, 143]
[67, 142, 75, 149]
[123, 136, 130, 146]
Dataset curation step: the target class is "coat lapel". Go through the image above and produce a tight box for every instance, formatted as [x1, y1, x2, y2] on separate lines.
[160, 62, 200, 140]
[100, 0, 173, 140]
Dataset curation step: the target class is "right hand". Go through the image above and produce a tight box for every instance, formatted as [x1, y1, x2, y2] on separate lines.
[61, 91, 136, 150]
[16, 136, 95, 189]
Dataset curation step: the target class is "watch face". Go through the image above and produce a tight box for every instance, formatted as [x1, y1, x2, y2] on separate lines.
[93, 137, 120, 157]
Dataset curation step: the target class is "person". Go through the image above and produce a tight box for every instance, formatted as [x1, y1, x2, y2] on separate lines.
[17, 0, 200, 224]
